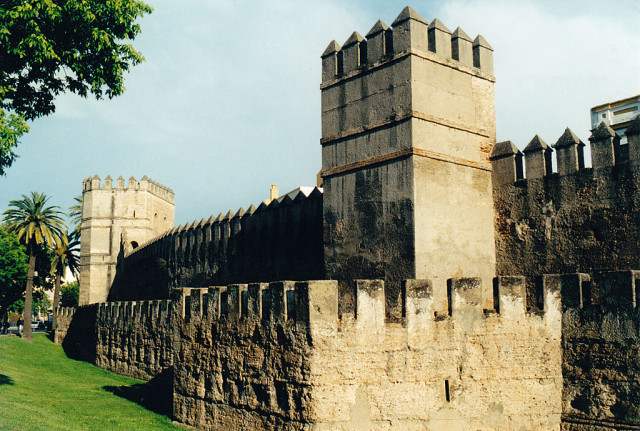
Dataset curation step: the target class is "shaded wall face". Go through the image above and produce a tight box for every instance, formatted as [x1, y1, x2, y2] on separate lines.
[172, 285, 315, 430]
[323, 159, 415, 319]
[494, 166, 640, 281]
[108, 191, 324, 301]
[545, 272, 640, 429]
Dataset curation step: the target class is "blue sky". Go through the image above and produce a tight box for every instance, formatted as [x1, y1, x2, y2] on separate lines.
[1, 0, 639, 225]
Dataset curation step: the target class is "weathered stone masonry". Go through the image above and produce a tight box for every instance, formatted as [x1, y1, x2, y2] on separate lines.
[59, 5, 640, 430]
[108, 187, 323, 302]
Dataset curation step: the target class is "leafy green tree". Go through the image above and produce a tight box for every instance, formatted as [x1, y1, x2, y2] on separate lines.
[0, 110, 29, 175]
[3, 192, 66, 341]
[60, 281, 79, 307]
[51, 230, 80, 330]
[0, 227, 28, 327]
[69, 195, 83, 236]
[0, 0, 152, 175]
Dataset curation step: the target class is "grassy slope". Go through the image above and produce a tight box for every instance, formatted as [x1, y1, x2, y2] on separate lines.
[0, 334, 179, 431]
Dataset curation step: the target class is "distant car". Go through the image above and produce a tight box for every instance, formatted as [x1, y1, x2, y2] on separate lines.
[31, 321, 39, 330]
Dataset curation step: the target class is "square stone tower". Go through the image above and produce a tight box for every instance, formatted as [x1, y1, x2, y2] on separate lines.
[320, 7, 496, 317]
[78, 175, 175, 305]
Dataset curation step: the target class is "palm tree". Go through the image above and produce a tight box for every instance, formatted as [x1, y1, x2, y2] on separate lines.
[68, 195, 83, 236]
[3, 192, 66, 341]
[51, 230, 80, 333]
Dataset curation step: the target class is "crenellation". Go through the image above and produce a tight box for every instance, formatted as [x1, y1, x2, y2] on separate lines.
[365, 19, 390, 63]
[341, 31, 365, 75]
[523, 134, 553, 179]
[553, 127, 585, 175]
[593, 270, 640, 310]
[493, 276, 526, 317]
[355, 279, 385, 330]
[489, 140, 523, 186]
[226, 284, 242, 321]
[472, 34, 493, 74]
[589, 121, 618, 169]
[447, 277, 483, 317]
[321, 40, 341, 83]
[427, 18, 452, 58]
[451, 27, 473, 67]
[128, 176, 138, 190]
[391, 5, 429, 54]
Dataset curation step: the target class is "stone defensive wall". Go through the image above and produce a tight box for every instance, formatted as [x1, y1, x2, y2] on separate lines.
[82, 174, 175, 203]
[108, 188, 324, 301]
[491, 117, 640, 299]
[94, 300, 174, 383]
[172, 277, 563, 429]
[58, 300, 174, 384]
[555, 271, 640, 429]
[320, 7, 497, 321]
[54, 270, 640, 429]
[54, 306, 76, 344]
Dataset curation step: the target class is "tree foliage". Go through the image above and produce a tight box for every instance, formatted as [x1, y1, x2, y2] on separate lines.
[60, 280, 78, 307]
[0, 110, 28, 175]
[0, 227, 28, 321]
[3, 192, 66, 340]
[0, 0, 153, 120]
[69, 195, 82, 236]
[0, 0, 152, 175]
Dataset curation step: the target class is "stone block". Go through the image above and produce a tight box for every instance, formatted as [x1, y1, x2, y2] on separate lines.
[447, 277, 482, 316]
[493, 276, 526, 317]
[594, 271, 640, 310]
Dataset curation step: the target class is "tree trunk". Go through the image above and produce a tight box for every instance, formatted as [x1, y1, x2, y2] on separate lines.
[52, 269, 61, 336]
[23, 250, 36, 342]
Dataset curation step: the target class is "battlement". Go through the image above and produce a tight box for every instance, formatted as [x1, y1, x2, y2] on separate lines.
[174, 276, 562, 332]
[545, 270, 640, 312]
[96, 299, 173, 323]
[321, 6, 493, 86]
[108, 187, 324, 300]
[82, 174, 175, 203]
[125, 186, 323, 258]
[490, 115, 640, 186]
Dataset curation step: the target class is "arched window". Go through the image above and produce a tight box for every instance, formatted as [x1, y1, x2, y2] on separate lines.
[131, 241, 139, 249]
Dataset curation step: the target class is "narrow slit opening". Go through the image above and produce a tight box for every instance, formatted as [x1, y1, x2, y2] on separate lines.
[445, 380, 450, 402]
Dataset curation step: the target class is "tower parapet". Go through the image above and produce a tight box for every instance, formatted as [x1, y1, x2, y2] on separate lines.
[79, 175, 175, 305]
[490, 115, 640, 282]
[321, 6, 497, 318]
[82, 175, 174, 203]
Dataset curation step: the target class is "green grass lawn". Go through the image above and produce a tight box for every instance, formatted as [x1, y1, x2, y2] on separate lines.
[0, 333, 180, 431]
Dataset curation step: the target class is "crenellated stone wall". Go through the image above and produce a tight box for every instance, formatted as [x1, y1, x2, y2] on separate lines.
[172, 277, 563, 430]
[54, 269, 640, 430]
[94, 300, 174, 383]
[108, 188, 324, 301]
[321, 6, 496, 320]
[552, 271, 640, 430]
[490, 117, 640, 311]
[79, 175, 175, 305]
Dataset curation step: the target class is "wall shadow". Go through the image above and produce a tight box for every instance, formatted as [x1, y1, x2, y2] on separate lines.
[61, 305, 97, 363]
[0, 374, 14, 386]
[102, 368, 173, 416]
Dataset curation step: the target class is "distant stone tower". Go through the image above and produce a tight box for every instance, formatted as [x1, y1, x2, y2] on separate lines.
[320, 7, 497, 317]
[78, 175, 175, 305]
